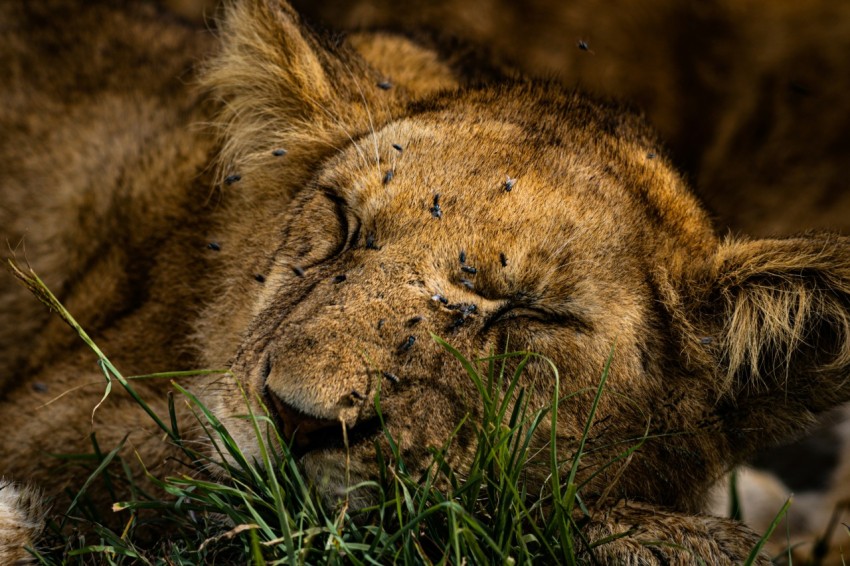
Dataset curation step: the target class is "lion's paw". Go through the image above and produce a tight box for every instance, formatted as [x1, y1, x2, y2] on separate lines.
[0, 479, 47, 564]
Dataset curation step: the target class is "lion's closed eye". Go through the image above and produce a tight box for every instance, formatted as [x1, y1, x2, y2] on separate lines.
[483, 302, 592, 333]
[280, 189, 355, 268]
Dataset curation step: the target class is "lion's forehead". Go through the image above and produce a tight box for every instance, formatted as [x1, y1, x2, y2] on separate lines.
[322, 114, 709, 280]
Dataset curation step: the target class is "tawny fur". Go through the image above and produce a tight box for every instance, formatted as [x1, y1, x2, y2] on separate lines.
[0, 481, 46, 564]
[3, 1, 850, 563]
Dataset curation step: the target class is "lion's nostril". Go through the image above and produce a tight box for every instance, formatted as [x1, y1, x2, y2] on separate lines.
[266, 390, 339, 452]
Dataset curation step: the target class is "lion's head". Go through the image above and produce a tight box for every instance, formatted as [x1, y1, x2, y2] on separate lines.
[195, 0, 850, 514]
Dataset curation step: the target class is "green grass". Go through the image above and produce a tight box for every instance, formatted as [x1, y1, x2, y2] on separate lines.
[9, 261, 787, 564]
[28, 348, 596, 564]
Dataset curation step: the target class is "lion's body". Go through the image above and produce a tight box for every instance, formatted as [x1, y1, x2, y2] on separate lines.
[0, 0, 215, 487]
[3, 1, 850, 563]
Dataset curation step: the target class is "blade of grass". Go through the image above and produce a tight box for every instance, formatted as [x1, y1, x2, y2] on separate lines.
[744, 497, 793, 566]
[66, 434, 128, 515]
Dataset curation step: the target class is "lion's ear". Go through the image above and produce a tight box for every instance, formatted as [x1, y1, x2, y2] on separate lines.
[206, 0, 336, 117]
[680, 234, 850, 415]
[202, 0, 396, 181]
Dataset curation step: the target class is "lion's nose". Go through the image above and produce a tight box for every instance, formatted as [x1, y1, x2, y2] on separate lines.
[265, 390, 340, 451]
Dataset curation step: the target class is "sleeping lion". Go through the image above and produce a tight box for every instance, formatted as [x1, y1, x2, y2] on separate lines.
[3, 1, 850, 563]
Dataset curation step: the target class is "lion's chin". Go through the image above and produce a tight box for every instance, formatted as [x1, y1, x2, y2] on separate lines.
[301, 450, 381, 514]
[207, 415, 384, 512]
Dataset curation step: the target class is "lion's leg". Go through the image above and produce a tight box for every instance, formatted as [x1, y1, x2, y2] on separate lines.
[0, 480, 47, 563]
[582, 501, 769, 565]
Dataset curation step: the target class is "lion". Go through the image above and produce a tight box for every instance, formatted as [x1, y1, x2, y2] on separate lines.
[4, 1, 850, 563]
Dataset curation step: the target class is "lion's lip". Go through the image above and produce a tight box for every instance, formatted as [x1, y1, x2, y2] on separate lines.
[266, 391, 338, 448]
[265, 390, 381, 457]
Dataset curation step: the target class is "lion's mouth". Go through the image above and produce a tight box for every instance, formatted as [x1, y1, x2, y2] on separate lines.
[265, 390, 382, 457]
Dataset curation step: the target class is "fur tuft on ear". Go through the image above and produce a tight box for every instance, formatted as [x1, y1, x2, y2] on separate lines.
[685, 233, 850, 407]
[665, 233, 850, 457]
[205, 0, 333, 118]
[716, 236, 850, 393]
[201, 0, 395, 190]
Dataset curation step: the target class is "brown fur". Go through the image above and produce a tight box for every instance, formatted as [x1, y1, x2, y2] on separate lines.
[3, 1, 850, 563]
